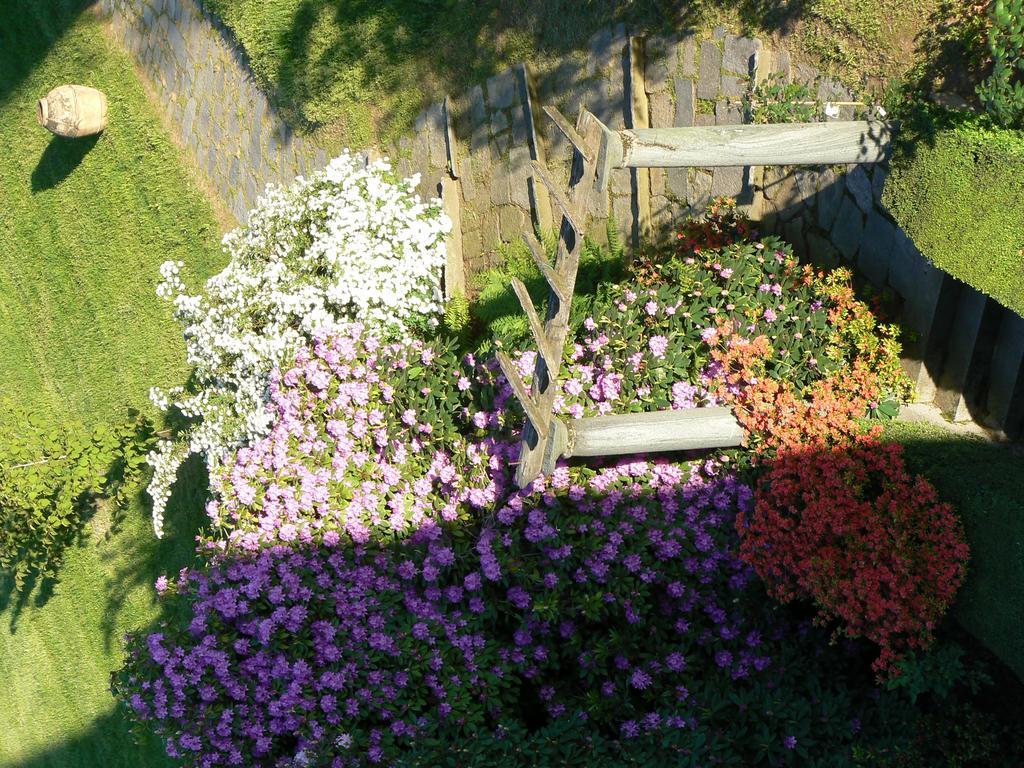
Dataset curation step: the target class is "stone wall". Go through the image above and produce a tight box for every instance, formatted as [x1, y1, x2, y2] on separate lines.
[97, 2, 1022, 437]
[100, 0, 329, 224]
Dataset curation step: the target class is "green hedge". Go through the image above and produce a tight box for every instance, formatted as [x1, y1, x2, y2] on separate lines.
[883, 113, 1024, 317]
[884, 420, 1024, 681]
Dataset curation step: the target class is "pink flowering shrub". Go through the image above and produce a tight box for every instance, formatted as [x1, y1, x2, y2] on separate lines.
[205, 324, 517, 550]
[564, 235, 860, 416]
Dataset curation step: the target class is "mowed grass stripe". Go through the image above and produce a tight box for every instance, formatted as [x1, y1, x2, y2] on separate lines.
[0, 3, 226, 766]
[0, 8, 226, 421]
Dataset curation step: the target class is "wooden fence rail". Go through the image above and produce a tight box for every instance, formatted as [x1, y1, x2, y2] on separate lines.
[594, 120, 896, 190]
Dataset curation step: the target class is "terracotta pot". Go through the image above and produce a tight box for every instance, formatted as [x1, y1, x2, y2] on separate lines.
[37, 85, 108, 138]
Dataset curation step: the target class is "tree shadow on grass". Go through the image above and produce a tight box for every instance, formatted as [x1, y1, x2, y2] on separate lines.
[96, 455, 210, 653]
[9, 707, 173, 768]
[31, 133, 100, 192]
[0, 417, 206, 632]
[220, 0, 707, 139]
[0, 0, 97, 108]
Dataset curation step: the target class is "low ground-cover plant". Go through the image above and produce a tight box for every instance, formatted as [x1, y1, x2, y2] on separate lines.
[738, 440, 970, 678]
[147, 152, 450, 536]
[882, 109, 1024, 318]
[0, 405, 153, 590]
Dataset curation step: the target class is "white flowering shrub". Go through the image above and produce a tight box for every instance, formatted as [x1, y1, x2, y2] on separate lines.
[147, 151, 450, 535]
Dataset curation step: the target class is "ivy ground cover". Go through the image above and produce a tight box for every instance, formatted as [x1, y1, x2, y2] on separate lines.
[0, 1, 225, 765]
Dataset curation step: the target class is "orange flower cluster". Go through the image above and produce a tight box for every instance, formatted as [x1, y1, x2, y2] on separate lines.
[707, 323, 883, 457]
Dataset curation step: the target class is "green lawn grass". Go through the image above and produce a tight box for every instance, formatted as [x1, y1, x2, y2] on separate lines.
[884, 420, 1024, 681]
[201, 0, 938, 152]
[201, 0, 655, 149]
[0, 2, 226, 765]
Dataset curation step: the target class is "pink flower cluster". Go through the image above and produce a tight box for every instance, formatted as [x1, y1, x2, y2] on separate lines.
[207, 325, 516, 550]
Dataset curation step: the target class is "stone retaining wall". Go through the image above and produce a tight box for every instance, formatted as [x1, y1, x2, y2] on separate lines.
[100, 0, 328, 224]
[98, 2, 1022, 437]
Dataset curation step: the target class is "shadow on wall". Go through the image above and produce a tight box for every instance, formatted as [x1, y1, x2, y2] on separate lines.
[758, 164, 1024, 440]
[198, 0, 820, 142]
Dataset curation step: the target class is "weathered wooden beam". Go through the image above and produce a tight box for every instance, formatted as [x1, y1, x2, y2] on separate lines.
[543, 105, 594, 164]
[530, 160, 584, 239]
[496, 351, 548, 440]
[512, 109, 603, 488]
[522, 232, 569, 304]
[563, 408, 744, 458]
[510, 277, 560, 371]
[594, 120, 897, 190]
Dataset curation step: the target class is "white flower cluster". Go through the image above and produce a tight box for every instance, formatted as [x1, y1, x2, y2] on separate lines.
[147, 151, 451, 536]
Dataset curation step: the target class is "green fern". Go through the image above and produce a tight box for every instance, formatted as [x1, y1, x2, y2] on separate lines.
[442, 293, 471, 337]
[469, 223, 627, 353]
[604, 218, 625, 262]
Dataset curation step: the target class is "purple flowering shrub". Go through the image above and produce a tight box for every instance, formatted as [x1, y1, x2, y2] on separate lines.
[116, 457, 789, 767]
[114, 532, 513, 765]
[204, 324, 518, 550]
[474, 459, 768, 734]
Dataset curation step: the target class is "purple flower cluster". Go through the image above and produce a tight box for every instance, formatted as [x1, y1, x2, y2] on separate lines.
[206, 325, 516, 550]
[481, 458, 772, 732]
[117, 532, 507, 767]
[118, 452, 779, 766]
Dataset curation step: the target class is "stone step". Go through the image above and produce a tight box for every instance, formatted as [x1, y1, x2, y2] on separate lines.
[984, 309, 1024, 438]
[934, 285, 1001, 422]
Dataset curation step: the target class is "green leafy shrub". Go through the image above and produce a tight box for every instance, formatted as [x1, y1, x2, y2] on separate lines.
[0, 405, 154, 589]
[883, 110, 1024, 316]
[745, 73, 823, 123]
[977, 0, 1024, 127]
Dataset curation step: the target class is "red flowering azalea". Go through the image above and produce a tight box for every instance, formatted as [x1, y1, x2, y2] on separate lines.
[737, 440, 970, 678]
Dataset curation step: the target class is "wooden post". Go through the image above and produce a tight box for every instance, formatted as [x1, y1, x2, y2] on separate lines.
[595, 120, 896, 190]
[497, 107, 604, 488]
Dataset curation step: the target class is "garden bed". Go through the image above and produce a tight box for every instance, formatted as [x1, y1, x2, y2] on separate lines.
[95, 174, 1023, 765]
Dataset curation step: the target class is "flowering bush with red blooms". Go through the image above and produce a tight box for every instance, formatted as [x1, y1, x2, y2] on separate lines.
[676, 196, 753, 256]
[631, 197, 751, 286]
[736, 440, 970, 678]
[702, 323, 883, 457]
